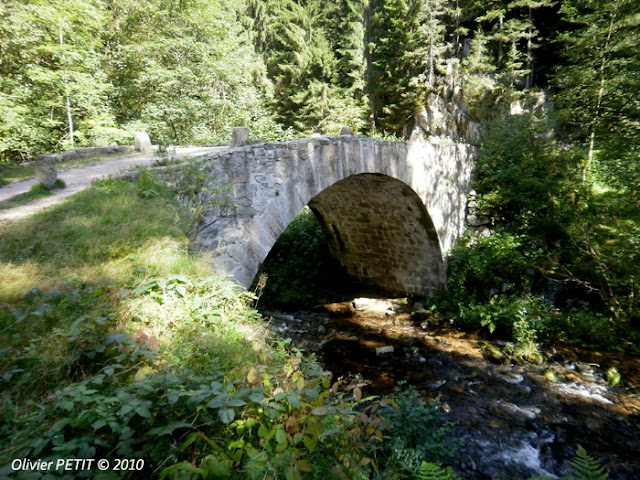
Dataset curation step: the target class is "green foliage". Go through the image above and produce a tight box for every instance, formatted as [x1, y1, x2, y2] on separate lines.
[170, 161, 236, 237]
[256, 207, 350, 307]
[475, 112, 576, 234]
[417, 462, 463, 480]
[106, 0, 279, 146]
[432, 106, 640, 352]
[446, 232, 542, 303]
[568, 445, 609, 480]
[554, 0, 640, 189]
[528, 445, 609, 480]
[135, 170, 167, 200]
[0, 0, 123, 161]
[560, 191, 640, 329]
[0, 176, 404, 480]
[0, 0, 285, 161]
[247, 0, 366, 135]
[368, 0, 426, 136]
[0, 263, 391, 479]
[379, 385, 462, 476]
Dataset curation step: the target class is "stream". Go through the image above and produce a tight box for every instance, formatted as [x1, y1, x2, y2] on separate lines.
[261, 297, 640, 480]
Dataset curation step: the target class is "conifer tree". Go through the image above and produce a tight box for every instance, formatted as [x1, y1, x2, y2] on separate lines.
[413, 0, 450, 89]
[247, 0, 356, 133]
[368, 0, 425, 135]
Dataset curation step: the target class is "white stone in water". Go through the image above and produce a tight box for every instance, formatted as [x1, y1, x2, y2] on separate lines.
[494, 371, 525, 384]
[134, 132, 152, 151]
[353, 297, 395, 313]
[498, 443, 555, 477]
[496, 400, 540, 420]
[375, 346, 394, 356]
[556, 382, 613, 404]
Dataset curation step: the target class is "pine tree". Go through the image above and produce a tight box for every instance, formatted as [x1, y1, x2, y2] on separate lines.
[334, 1, 367, 102]
[414, 0, 450, 89]
[247, 0, 353, 133]
[367, 0, 424, 135]
[510, 0, 555, 88]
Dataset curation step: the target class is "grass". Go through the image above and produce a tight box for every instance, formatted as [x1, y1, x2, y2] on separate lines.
[0, 179, 66, 210]
[0, 177, 205, 302]
[0, 161, 35, 186]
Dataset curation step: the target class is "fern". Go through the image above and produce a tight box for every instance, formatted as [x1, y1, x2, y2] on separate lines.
[568, 445, 609, 480]
[527, 445, 609, 480]
[416, 462, 462, 480]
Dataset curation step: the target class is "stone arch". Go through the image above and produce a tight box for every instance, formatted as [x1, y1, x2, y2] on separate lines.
[192, 135, 476, 296]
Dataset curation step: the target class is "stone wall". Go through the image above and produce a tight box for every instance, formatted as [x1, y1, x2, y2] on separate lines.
[182, 135, 477, 296]
[309, 174, 443, 295]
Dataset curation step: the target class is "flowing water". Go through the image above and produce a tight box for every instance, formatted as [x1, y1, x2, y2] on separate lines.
[261, 298, 640, 479]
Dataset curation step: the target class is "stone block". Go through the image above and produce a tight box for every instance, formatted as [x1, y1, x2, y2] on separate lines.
[35, 154, 59, 189]
[467, 214, 490, 227]
[134, 132, 152, 151]
[231, 127, 250, 147]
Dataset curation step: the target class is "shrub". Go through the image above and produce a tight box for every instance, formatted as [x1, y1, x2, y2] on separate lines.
[379, 385, 462, 477]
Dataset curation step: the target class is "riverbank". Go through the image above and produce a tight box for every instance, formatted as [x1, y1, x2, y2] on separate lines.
[263, 298, 640, 479]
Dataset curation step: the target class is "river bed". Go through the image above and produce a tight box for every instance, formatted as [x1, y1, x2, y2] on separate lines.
[261, 297, 640, 479]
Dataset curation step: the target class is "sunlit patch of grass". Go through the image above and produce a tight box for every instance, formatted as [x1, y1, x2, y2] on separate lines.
[0, 175, 270, 397]
[0, 178, 195, 283]
[0, 179, 66, 210]
[0, 261, 49, 304]
[0, 161, 35, 185]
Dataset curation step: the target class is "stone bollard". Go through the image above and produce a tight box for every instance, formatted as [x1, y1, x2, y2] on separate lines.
[340, 126, 353, 135]
[35, 154, 59, 189]
[231, 127, 250, 147]
[134, 132, 152, 151]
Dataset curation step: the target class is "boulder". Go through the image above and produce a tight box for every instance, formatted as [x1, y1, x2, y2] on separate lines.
[340, 126, 353, 135]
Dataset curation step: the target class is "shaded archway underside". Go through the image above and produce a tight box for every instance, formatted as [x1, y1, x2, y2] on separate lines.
[309, 174, 444, 295]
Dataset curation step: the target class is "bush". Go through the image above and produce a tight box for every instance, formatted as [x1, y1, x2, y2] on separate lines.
[378, 385, 462, 477]
[0, 274, 393, 479]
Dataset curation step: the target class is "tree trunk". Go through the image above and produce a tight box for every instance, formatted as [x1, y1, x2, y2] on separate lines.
[59, 21, 75, 148]
[583, 1, 619, 182]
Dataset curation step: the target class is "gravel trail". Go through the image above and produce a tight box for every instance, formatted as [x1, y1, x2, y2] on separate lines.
[0, 146, 226, 225]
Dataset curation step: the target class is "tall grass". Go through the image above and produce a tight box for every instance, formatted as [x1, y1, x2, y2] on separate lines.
[0, 177, 205, 303]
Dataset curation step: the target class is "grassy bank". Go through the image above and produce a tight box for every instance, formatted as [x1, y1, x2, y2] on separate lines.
[0, 179, 66, 210]
[0, 174, 463, 479]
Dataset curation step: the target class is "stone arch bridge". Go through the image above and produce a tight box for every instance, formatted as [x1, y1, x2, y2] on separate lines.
[184, 134, 477, 296]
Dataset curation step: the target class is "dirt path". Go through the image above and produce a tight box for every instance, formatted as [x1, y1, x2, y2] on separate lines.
[0, 146, 227, 225]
